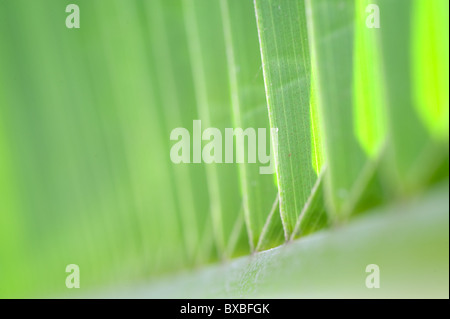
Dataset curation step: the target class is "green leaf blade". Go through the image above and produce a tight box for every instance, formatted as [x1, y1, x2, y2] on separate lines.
[254, 0, 317, 237]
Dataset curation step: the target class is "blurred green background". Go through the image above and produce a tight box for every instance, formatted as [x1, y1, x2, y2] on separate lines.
[0, 0, 266, 297]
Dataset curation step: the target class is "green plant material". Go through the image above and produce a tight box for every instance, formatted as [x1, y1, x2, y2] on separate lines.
[0, 119, 27, 296]
[255, 194, 285, 251]
[254, 0, 317, 238]
[291, 169, 328, 239]
[0, 0, 448, 298]
[220, 0, 278, 251]
[93, 0, 187, 274]
[375, 0, 446, 193]
[182, 0, 244, 257]
[309, 76, 325, 175]
[99, 182, 449, 299]
[353, 0, 387, 157]
[412, 0, 449, 141]
[140, 0, 213, 265]
[305, 0, 367, 220]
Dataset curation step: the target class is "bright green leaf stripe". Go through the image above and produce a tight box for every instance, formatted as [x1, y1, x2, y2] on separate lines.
[353, 0, 386, 157]
[412, 0, 449, 141]
[306, 0, 366, 220]
[254, 0, 317, 237]
[220, 0, 279, 251]
[309, 75, 325, 175]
